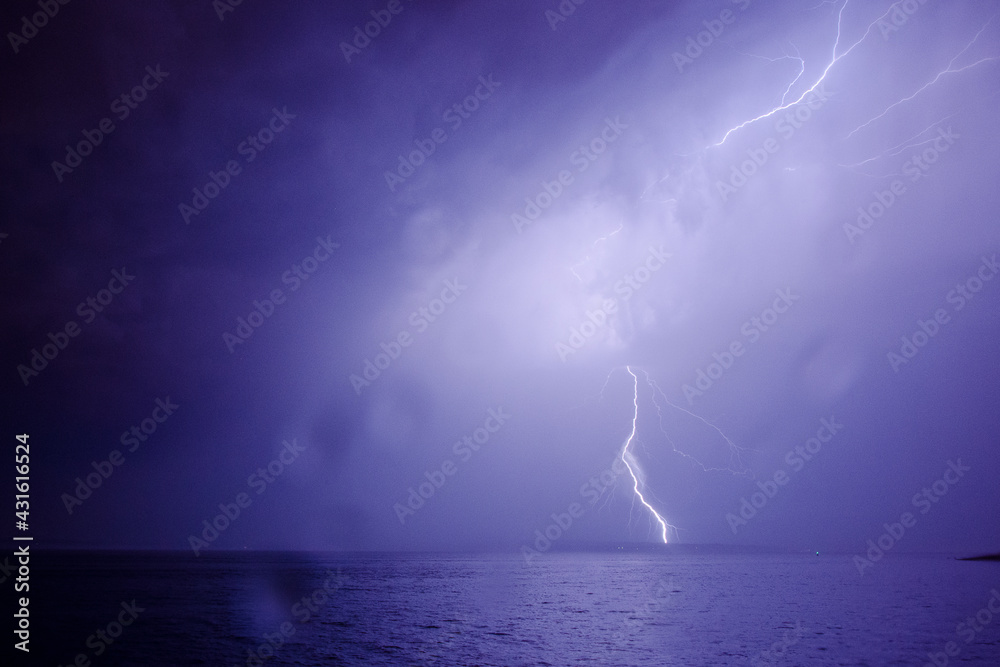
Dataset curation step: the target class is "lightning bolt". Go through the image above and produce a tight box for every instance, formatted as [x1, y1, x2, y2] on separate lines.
[642, 372, 754, 476]
[676, 3, 998, 185]
[620, 365, 673, 543]
[568, 222, 623, 283]
[709, 0, 872, 147]
[844, 14, 999, 140]
[837, 112, 960, 175]
[726, 43, 807, 108]
[708, 0, 920, 148]
[580, 365, 752, 543]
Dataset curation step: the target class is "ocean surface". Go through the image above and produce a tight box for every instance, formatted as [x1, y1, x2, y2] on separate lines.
[31, 550, 1000, 666]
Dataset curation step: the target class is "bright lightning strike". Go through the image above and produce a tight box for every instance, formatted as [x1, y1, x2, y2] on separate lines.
[709, 0, 906, 148]
[620, 365, 673, 543]
[582, 366, 751, 544]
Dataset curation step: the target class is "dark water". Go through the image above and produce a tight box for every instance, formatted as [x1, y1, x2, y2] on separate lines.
[29, 550, 1000, 666]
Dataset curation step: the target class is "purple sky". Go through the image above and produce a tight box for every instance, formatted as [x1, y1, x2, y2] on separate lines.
[3, 0, 999, 555]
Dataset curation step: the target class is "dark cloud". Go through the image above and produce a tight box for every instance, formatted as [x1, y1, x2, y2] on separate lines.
[3, 0, 998, 555]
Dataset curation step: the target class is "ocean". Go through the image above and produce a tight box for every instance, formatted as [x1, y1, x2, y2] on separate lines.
[30, 550, 1000, 666]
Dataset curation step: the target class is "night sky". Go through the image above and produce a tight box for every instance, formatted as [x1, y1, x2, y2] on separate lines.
[3, 0, 999, 556]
